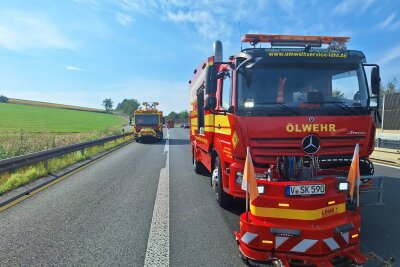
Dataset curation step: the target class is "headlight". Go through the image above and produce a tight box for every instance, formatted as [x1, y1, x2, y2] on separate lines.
[236, 172, 266, 185]
[338, 181, 349, 191]
[258, 186, 265, 194]
[244, 99, 254, 108]
[236, 172, 243, 185]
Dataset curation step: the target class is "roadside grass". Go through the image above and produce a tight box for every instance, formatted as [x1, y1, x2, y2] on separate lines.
[0, 128, 126, 160]
[0, 136, 132, 195]
[8, 98, 105, 113]
[0, 102, 127, 159]
[0, 103, 124, 133]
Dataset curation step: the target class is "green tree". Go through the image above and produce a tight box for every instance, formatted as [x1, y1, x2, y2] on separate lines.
[0, 95, 8, 103]
[166, 111, 178, 121]
[102, 98, 113, 112]
[332, 89, 344, 99]
[381, 76, 399, 95]
[177, 110, 189, 123]
[116, 98, 140, 116]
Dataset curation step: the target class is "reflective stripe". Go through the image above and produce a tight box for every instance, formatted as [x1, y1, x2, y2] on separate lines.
[323, 237, 340, 251]
[214, 114, 231, 135]
[204, 127, 214, 132]
[341, 232, 349, 244]
[204, 114, 214, 125]
[241, 232, 258, 245]
[250, 203, 346, 220]
[275, 236, 289, 249]
[290, 239, 317, 252]
[215, 115, 230, 127]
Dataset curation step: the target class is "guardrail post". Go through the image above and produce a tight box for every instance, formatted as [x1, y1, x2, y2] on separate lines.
[44, 159, 49, 170]
[377, 138, 381, 148]
[81, 149, 85, 157]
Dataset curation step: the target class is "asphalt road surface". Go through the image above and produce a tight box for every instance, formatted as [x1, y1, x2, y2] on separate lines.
[0, 128, 399, 266]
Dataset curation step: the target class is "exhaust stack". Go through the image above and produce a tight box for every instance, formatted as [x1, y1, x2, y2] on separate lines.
[213, 40, 223, 62]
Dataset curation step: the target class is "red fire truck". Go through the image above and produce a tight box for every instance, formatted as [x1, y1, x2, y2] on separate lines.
[189, 34, 382, 266]
[167, 120, 174, 128]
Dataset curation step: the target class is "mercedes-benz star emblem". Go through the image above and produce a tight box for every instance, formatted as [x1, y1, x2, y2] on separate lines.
[302, 135, 320, 154]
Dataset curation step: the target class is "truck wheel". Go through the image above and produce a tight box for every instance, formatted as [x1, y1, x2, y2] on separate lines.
[212, 156, 230, 208]
[193, 148, 205, 174]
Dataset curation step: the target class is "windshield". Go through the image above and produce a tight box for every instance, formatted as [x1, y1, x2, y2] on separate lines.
[237, 62, 369, 116]
[135, 114, 160, 126]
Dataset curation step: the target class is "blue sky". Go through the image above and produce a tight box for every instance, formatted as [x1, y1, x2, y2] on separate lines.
[0, 0, 399, 114]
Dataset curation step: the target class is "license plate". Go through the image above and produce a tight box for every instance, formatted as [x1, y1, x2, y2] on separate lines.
[285, 184, 325, 196]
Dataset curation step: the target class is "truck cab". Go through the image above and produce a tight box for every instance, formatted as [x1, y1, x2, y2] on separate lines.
[133, 102, 163, 142]
[189, 34, 381, 207]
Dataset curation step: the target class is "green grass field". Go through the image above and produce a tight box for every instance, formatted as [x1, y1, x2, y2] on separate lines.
[8, 98, 105, 113]
[0, 103, 125, 133]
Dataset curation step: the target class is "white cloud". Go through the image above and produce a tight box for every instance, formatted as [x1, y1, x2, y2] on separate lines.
[119, 0, 158, 15]
[116, 12, 134, 26]
[166, 9, 231, 40]
[379, 45, 400, 66]
[375, 12, 400, 31]
[111, 0, 232, 40]
[332, 0, 374, 15]
[65, 65, 85, 72]
[0, 11, 74, 51]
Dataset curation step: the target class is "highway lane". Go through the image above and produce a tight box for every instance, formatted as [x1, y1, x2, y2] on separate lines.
[0, 138, 167, 266]
[360, 163, 400, 263]
[169, 128, 243, 266]
[0, 128, 399, 266]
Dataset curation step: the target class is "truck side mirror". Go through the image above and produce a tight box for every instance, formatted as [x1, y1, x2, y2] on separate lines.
[371, 67, 381, 95]
[205, 65, 217, 94]
[204, 96, 217, 111]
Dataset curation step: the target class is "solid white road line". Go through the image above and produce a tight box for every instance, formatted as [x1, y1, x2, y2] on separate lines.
[144, 130, 170, 266]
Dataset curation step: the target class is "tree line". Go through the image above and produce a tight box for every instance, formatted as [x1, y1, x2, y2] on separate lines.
[103, 98, 189, 123]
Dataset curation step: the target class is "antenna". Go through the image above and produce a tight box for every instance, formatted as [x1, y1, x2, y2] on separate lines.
[238, 21, 242, 50]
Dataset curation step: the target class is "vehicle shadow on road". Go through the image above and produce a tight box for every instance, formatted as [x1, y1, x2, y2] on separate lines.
[225, 198, 246, 216]
[136, 139, 166, 145]
[168, 138, 190, 145]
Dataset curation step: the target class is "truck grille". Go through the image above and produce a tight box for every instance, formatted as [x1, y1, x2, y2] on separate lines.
[250, 136, 364, 165]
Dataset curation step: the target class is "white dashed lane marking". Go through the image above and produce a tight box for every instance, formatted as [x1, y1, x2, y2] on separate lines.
[144, 129, 170, 266]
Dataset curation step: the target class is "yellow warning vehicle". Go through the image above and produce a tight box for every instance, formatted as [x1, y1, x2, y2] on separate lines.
[133, 102, 163, 142]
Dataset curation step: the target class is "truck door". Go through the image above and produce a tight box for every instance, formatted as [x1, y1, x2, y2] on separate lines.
[215, 68, 233, 160]
[194, 85, 210, 153]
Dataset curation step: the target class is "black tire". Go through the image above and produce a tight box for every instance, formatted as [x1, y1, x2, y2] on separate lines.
[213, 156, 230, 208]
[193, 148, 205, 174]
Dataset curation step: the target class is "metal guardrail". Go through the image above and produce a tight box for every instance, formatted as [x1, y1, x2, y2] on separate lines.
[376, 138, 400, 149]
[0, 133, 132, 173]
[359, 175, 385, 205]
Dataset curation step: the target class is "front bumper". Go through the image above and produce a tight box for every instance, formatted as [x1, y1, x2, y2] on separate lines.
[236, 212, 367, 267]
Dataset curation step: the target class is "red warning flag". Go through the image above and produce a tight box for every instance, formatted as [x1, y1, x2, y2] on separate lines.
[241, 147, 259, 203]
[347, 143, 360, 200]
